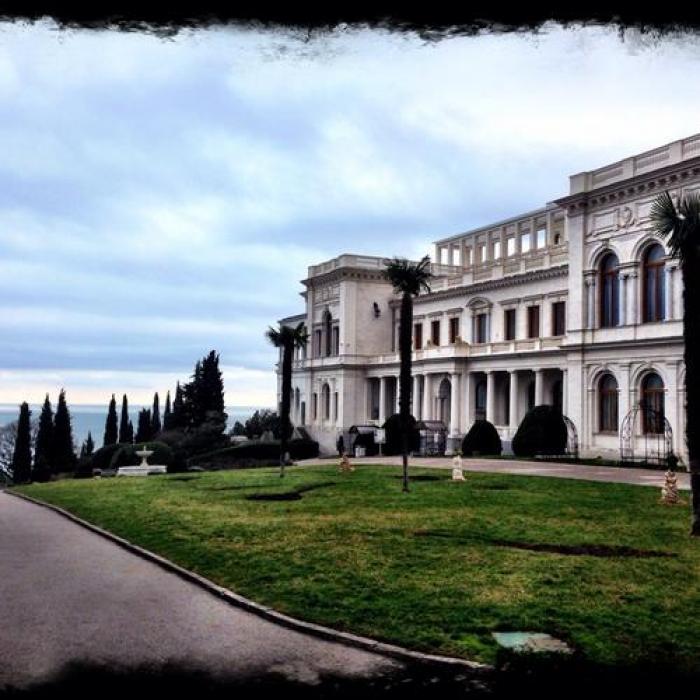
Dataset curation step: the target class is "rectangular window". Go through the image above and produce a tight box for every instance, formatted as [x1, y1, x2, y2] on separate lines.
[478, 244, 486, 263]
[476, 314, 488, 344]
[312, 393, 318, 420]
[414, 323, 423, 349]
[493, 240, 501, 259]
[449, 317, 460, 343]
[527, 306, 540, 338]
[507, 237, 515, 256]
[314, 330, 322, 357]
[333, 392, 338, 422]
[521, 233, 531, 254]
[552, 301, 566, 336]
[431, 320, 440, 345]
[504, 308, 516, 341]
[536, 227, 546, 248]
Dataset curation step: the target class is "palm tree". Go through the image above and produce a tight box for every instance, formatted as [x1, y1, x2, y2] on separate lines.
[383, 255, 433, 492]
[266, 321, 309, 477]
[650, 189, 700, 535]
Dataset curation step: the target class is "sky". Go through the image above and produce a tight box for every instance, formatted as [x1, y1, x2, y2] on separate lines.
[1, 20, 700, 407]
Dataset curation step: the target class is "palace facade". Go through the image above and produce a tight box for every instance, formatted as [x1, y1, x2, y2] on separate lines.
[277, 133, 700, 463]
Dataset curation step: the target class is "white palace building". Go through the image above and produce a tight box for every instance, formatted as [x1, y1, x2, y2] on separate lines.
[277, 133, 699, 463]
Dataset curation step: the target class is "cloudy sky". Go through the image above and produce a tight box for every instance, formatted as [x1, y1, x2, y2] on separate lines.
[1, 20, 700, 407]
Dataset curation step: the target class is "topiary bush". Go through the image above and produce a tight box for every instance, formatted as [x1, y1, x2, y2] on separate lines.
[461, 420, 502, 456]
[382, 414, 420, 456]
[511, 405, 568, 457]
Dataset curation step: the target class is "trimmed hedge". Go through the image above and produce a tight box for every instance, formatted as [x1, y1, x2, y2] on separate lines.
[109, 442, 175, 471]
[194, 438, 319, 468]
[461, 420, 502, 456]
[88, 443, 125, 472]
[511, 405, 568, 457]
[382, 414, 420, 455]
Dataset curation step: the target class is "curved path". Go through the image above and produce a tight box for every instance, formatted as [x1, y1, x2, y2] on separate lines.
[300, 456, 691, 490]
[0, 490, 405, 692]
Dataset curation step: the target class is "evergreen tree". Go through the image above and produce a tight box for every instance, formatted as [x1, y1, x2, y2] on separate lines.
[182, 361, 203, 426]
[118, 394, 130, 444]
[151, 392, 161, 435]
[80, 431, 95, 459]
[52, 389, 76, 474]
[11, 403, 32, 484]
[171, 382, 185, 429]
[135, 408, 152, 443]
[231, 421, 246, 436]
[162, 390, 172, 430]
[200, 351, 225, 415]
[103, 394, 118, 446]
[32, 394, 54, 480]
[126, 420, 134, 444]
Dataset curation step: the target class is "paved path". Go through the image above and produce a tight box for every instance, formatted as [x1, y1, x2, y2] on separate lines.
[0, 491, 404, 691]
[300, 456, 691, 490]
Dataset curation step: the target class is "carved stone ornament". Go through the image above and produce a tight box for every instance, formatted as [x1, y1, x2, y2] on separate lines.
[616, 206, 636, 230]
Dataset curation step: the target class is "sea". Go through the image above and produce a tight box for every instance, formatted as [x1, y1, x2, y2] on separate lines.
[0, 404, 270, 450]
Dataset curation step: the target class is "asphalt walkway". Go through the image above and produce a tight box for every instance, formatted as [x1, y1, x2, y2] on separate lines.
[300, 455, 691, 490]
[0, 491, 404, 692]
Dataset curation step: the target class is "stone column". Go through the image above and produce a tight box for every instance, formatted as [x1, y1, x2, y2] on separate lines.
[620, 274, 628, 326]
[412, 375, 421, 419]
[449, 373, 460, 436]
[534, 369, 544, 406]
[378, 376, 387, 424]
[562, 368, 569, 416]
[509, 370, 519, 431]
[628, 272, 638, 325]
[486, 371, 496, 424]
[665, 265, 675, 321]
[463, 371, 473, 431]
[586, 278, 596, 329]
[422, 373, 432, 421]
[395, 378, 401, 414]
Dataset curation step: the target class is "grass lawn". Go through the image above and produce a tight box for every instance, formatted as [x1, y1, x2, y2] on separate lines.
[12, 465, 700, 671]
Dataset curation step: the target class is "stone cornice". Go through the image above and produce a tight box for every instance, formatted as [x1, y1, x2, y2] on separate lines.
[388, 265, 569, 308]
[302, 267, 390, 288]
[553, 155, 700, 215]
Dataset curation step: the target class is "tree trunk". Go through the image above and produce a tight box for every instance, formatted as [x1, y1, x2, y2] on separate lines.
[399, 292, 413, 493]
[280, 341, 294, 478]
[682, 253, 700, 535]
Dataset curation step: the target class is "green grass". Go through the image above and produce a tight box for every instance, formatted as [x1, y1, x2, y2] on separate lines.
[12, 466, 700, 670]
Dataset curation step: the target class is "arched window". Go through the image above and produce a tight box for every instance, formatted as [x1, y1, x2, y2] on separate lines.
[324, 309, 332, 357]
[322, 383, 331, 421]
[642, 244, 665, 323]
[599, 253, 619, 328]
[598, 374, 618, 433]
[641, 373, 665, 434]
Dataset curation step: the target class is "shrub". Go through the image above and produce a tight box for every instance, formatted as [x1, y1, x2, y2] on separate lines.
[382, 414, 420, 455]
[352, 431, 378, 456]
[109, 442, 175, 471]
[89, 443, 125, 472]
[461, 420, 502, 456]
[193, 438, 319, 468]
[511, 405, 568, 457]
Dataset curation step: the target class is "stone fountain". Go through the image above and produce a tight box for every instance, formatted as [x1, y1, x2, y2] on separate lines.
[117, 445, 168, 477]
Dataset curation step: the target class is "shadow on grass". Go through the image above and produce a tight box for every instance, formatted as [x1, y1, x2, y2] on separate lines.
[392, 475, 448, 482]
[245, 481, 338, 502]
[413, 529, 676, 558]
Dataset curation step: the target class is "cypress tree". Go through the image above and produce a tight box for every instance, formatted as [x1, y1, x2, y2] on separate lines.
[162, 390, 172, 430]
[171, 382, 185, 429]
[52, 389, 76, 474]
[80, 431, 95, 459]
[33, 394, 53, 480]
[126, 420, 134, 444]
[103, 394, 118, 447]
[118, 394, 130, 444]
[135, 408, 152, 443]
[183, 361, 203, 426]
[11, 403, 32, 484]
[151, 392, 161, 435]
[201, 350, 225, 416]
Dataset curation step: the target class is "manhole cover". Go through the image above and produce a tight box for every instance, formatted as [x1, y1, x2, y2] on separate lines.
[492, 632, 573, 654]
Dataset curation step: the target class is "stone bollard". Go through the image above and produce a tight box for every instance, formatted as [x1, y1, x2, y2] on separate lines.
[451, 452, 465, 481]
